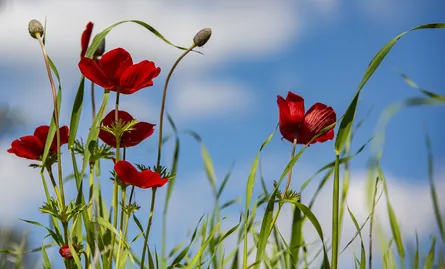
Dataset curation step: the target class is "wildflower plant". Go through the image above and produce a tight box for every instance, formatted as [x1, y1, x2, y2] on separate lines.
[1, 16, 445, 269]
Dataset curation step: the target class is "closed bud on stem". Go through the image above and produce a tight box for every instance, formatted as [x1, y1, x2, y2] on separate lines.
[193, 28, 212, 47]
[28, 19, 44, 39]
[94, 35, 106, 57]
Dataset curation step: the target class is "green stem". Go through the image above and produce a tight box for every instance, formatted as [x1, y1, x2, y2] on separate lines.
[268, 138, 298, 236]
[369, 177, 379, 269]
[46, 166, 63, 207]
[156, 44, 195, 167]
[141, 43, 196, 269]
[331, 154, 341, 269]
[88, 162, 94, 218]
[140, 188, 157, 269]
[91, 66, 96, 120]
[116, 187, 127, 267]
[109, 89, 121, 266]
[283, 137, 298, 198]
[36, 35, 64, 208]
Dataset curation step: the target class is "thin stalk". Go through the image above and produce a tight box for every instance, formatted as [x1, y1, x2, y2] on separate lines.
[140, 188, 157, 269]
[369, 177, 379, 269]
[91, 81, 96, 120]
[46, 166, 63, 207]
[116, 187, 127, 267]
[109, 89, 121, 266]
[91, 56, 97, 120]
[156, 44, 195, 167]
[268, 138, 298, 236]
[283, 137, 298, 198]
[36, 34, 64, 207]
[331, 154, 341, 269]
[117, 187, 135, 268]
[141, 44, 196, 268]
[88, 162, 94, 218]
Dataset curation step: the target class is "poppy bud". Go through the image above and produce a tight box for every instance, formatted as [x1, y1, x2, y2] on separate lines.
[28, 19, 44, 39]
[94, 35, 106, 57]
[59, 245, 74, 259]
[193, 28, 211, 47]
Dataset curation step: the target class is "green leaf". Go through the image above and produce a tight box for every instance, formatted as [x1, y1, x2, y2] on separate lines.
[243, 125, 277, 268]
[68, 77, 85, 149]
[377, 163, 405, 260]
[346, 204, 366, 269]
[424, 130, 445, 242]
[41, 240, 52, 269]
[80, 91, 109, 177]
[423, 237, 436, 269]
[335, 23, 445, 154]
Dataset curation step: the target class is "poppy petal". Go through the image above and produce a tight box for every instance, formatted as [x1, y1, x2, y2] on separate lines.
[79, 57, 113, 89]
[138, 170, 168, 189]
[34, 125, 50, 145]
[286, 91, 305, 124]
[98, 48, 133, 85]
[121, 122, 155, 147]
[299, 103, 336, 145]
[8, 136, 44, 160]
[50, 126, 69, 152]
[102, 109, 134, 127]
[119, 61, 161, 94]
[114, 160, 139, 186]
[98, 129, 117, 148]
[80, 22, 94, 58]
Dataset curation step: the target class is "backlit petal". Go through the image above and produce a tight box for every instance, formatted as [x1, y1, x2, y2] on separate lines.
[298, 103, 336, 145]
[121, 122, 155, 147]
[80, 22, 93, 58]
[119, 61, 161, 94]
[114, 160, 139, 186]
[98, 48, 133, 85]
[286, 91, 305, 125]
[8, 136, 44, 160]
[79, 57, 113, 89]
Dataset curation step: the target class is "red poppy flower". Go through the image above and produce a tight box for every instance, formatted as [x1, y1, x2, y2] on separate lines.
[98, 110, 155, 148]
[7, 125, 69, 160]
[78, 48, 161, 94]
[114, 160, 168, 189]
[59, 245, 74, 259]
[80, 22, 94, 58]
[277, 91, 336, 145]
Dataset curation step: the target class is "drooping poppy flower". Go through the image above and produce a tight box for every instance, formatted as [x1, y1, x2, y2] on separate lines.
[78, 48, 161, 94]
[98, 110, 155, 148]
[277, 91, 336, 145]
[7, 125, 69, 160]
[59, 245, 74, 259]
[114, 160, 168, 189]
[80, 22, 94, 58]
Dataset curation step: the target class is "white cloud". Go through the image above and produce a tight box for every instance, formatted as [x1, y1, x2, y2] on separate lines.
[0, 0, 340, 124]
[0, 143, 45, 224]
[169, 79, 254, 121]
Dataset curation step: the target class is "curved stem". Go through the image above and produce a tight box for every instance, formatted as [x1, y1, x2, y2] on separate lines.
[283, 137, 298, 198]
[36, 35, 64, 208]
[156, 44, 196, 167]
[140, 188, 157, 269]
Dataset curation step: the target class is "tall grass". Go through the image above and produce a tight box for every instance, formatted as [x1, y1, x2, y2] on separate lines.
[0, 20, 444, 269]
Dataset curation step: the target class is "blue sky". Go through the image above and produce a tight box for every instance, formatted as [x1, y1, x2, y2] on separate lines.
[0, 0, 444, 268]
